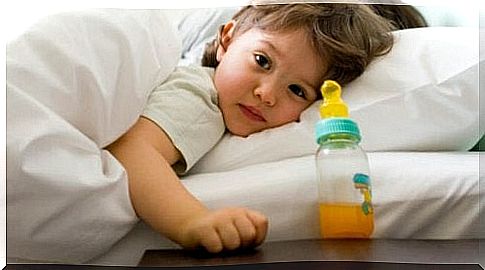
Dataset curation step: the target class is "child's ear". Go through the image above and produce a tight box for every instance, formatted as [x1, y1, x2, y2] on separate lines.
[216, 20, 236, 62]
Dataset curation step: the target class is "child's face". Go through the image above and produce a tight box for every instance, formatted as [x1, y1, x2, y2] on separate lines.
[214, 22, 325, 137]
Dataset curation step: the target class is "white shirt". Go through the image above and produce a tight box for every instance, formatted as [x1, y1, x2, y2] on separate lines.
[142, 65, 225, 174]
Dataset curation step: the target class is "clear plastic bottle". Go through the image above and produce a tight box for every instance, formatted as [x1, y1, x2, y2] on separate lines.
[315, 80, 373, 238]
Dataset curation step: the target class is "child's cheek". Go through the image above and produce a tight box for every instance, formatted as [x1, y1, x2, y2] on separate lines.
[276, 105, 305, 126]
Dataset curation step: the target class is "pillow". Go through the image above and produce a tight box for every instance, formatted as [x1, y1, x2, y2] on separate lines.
[189, 26, 482, 174]
[175, 7, 240, 66]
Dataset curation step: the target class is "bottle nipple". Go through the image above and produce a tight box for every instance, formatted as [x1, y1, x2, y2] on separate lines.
[319, 80, 349, 119]
[315, 80, 361, 144]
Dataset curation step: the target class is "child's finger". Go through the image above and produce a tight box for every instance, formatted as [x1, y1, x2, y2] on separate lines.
[217, 222, 241, 251]
[246, 210, 268, 246]
[233, 214, 257, 247]
[198, 228, 223, 253]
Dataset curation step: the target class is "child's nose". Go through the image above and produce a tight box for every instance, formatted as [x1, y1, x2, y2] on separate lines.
[254, 83, 277, 106]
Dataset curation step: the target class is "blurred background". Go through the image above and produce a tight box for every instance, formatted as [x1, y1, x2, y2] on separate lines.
[2, 0, 484, 43]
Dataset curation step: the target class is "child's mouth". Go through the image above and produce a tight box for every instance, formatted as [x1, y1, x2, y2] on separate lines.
[238, 104, 266, 122]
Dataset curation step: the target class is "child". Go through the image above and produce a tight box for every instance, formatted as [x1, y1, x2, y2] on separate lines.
[106, 3, 397, 253]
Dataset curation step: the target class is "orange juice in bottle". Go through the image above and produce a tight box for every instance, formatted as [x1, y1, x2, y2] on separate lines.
[315, 80, 374, 238]
[319, 203, 373, 238]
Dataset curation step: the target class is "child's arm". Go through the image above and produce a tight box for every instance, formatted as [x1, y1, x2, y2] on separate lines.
[106, 117, 268, 253]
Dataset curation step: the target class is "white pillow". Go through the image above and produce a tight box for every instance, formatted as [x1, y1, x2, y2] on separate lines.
[190, 26, 483, 174]
[175, 7, 240, 66]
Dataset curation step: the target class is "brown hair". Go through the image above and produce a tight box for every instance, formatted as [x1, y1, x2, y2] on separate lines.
[371, 4, 427, 29]
[202, 3, 397, 87]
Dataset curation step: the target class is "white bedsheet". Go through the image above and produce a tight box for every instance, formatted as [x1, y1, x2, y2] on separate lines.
[91, 151, 483, 266]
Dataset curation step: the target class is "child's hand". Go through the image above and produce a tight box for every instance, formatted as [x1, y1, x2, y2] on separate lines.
[179, 208, 268, 253]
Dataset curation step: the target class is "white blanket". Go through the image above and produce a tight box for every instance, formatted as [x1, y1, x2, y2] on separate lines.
[7, 9, 181, 263]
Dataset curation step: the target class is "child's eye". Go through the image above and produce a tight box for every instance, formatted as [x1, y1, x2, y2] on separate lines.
[288, 84, 307, 99]
[254, 54, 271, 70]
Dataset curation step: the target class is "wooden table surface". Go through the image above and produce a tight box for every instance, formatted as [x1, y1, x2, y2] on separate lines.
[4, 239, 483, 270]
[139, 239, 483, 268]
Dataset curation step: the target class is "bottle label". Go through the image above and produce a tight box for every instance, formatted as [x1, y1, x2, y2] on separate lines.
[352, 173, 373, 215]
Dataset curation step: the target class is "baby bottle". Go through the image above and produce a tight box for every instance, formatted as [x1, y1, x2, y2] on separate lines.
[315, 80, 373, 238]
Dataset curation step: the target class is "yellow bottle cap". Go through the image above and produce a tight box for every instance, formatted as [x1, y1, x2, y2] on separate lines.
[319, 80, 349, 119]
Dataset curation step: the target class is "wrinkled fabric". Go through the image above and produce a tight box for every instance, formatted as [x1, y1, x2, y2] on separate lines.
[7, 9, 181, 263]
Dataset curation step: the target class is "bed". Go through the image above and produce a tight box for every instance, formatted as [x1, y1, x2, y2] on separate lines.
[6, 5, 484, 266]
